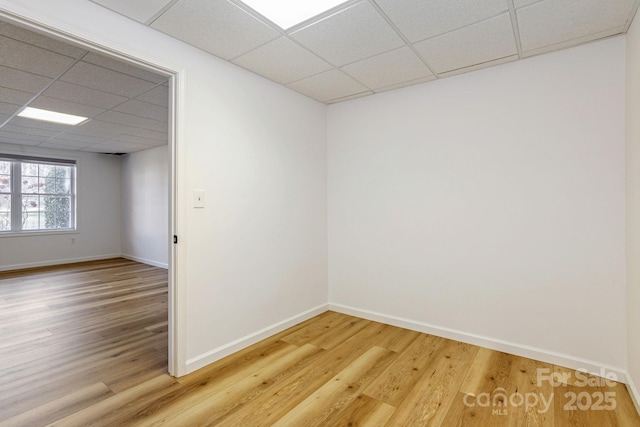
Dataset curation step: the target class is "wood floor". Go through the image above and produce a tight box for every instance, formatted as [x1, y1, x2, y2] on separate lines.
[0, 260, 639, 426]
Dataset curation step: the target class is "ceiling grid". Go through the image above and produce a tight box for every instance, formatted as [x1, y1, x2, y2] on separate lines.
[0, 0, 638, 153]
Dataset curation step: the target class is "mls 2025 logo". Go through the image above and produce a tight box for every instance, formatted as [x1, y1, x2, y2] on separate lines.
[462, 368, 618, 415]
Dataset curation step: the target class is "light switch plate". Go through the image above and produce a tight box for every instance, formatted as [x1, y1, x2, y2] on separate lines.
[194, 189, 205, 208]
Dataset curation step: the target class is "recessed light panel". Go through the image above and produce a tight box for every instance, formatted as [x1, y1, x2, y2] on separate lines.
[241, 0, 349, 29]
[17, 107, 89, 126]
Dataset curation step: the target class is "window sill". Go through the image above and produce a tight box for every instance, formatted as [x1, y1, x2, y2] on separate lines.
[0, 229, 79, 238]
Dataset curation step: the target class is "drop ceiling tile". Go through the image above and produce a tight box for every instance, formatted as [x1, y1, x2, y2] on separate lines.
[108, 136, 157, 148]
[95, 110, 168, 132]
[513, 0, 544, 7]
[290, 1, 405, 66]
[375, 0, 508, 42]
[49, 133, 109, 145]
[7, 117, 73, 133]
[91, 0, 174, 23]
[0, 36, 77, 78]
[136, 85, 169, 107]
[64, 119, 135, 138]
[38, 141, 91, 151]
[43, 81, 128, 110]
[114, 133, 167, 146]
[373, 75, 437, 94]
[326, 91, 374, 104]
[1, 124, 60, 138]
[437, 54, 518, 77]
[113, 99, 168, 122]
[0, 66, 52, 94]
[0, 102, 21, 116]
[30, 96, 106, 118]
[517, 0, 636, 53]
[342, 46, 433, 90]
[123, 127, 168, 142]
[151, 0, 280, 60]
[60, 61, 157, 98]
[83, 52, 168, 84]
[84, 142, 147, 153]
[287, 69, 369, 102]
[0, 130, 47, 144]
[0, 87, 34, 105]
[520, 26, 625, 58]
[0, 21, 86, 58]
[414, 13, 517, 74]
[233, 37, 332, 85]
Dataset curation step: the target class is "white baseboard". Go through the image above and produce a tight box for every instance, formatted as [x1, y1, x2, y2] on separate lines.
[120, 253, 168, 269]
[185, 303, 329, 374]
[626, 373, 640, 416]
[0, 253, 122, 272]
[329, 303, 627, 384]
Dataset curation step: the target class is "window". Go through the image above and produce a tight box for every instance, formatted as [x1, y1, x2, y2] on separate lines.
[0, 155, 76, 233]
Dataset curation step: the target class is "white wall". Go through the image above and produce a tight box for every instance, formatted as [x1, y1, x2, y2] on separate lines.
[121, 145, 168, 268]
[328, 37, 627, 374]
[0, 0, 328, 374]
[626, 13, 640, 409]
[0, 142, 121, 270]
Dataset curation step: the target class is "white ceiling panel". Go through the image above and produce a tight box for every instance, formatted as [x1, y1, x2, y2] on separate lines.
[1, 124, 60, 138]
[29, 96, 106, 118]
[83, 52, 168, 84]
[95, 110, 168, 132]
[48, 134, 109, 145]
[136, 85, 169, 107]
[6, 116, 74, 133]
[374, 0, 509, 43]
[0, 130, 47, 145]
[90, 0, 175, 23]
[113, 133, 167, 146]
[373, 75, 438, 93]
[0, 21, 86, 58]
[437, 54, 517, 78]
[233, 37, 332, 85]
[0, 87, 35, 105]
[290, 1, 405, 66]
[60, 61, 157, 98]
[342, 46, 433, 90]
[513, 0, 545, 7]
[114, 99, 168, 121]
[287, 69, 369, 102]
[517, 0, 637, 53]
[0, 35, 77, 78]
[42, 81, 129, 110]
[123, 127, 168, 142]
[0, 66, 52, 94]
[64, 119, 138, 138]
[83, 142, 150, 153]
[38, 141, 94, 151]
[414, 13, 517, 74]
[151, 0, 280, 60]
[0, 102, 20, 116]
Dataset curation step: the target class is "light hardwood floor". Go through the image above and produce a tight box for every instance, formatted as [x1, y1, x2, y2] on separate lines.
[0, 259, 638, 426]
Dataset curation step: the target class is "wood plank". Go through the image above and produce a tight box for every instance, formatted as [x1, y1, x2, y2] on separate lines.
[271, 346, 397, 426]
[384, 339, 478, 426]
[363, 333, 448, 406]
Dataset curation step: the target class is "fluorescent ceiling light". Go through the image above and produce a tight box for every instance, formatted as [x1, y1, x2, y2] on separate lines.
[241, 0, 349, 29]
[18, 107, 88, 126]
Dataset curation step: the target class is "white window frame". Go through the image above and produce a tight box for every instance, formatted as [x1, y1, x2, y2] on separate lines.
[0, 154, 77, 234]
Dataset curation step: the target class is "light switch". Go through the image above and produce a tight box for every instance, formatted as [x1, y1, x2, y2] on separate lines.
[194, 189, 205, 208]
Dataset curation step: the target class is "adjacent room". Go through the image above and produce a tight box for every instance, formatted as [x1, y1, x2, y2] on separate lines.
[1, 0, 640, 425]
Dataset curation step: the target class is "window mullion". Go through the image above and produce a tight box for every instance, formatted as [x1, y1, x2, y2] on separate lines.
[10, 161, 21, 232]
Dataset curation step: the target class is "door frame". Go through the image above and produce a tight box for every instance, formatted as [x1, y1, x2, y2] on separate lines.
[0, 7, 187, 376]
